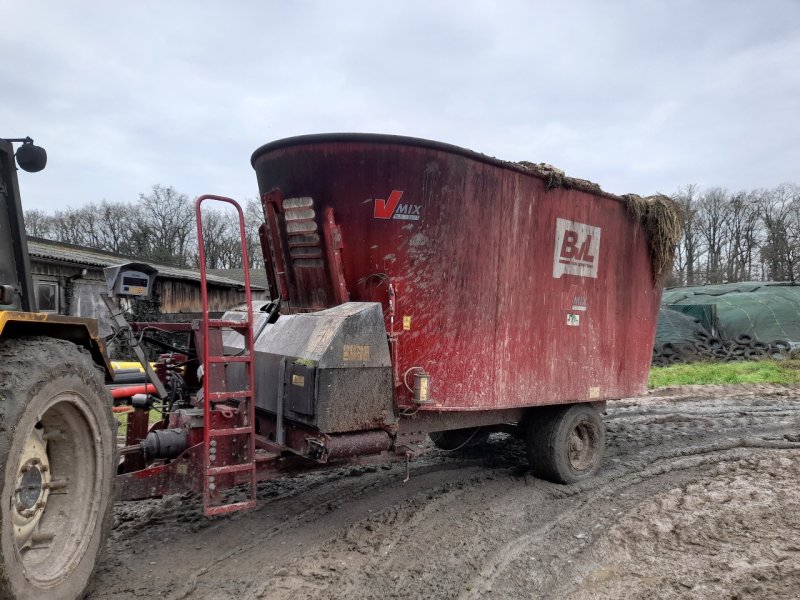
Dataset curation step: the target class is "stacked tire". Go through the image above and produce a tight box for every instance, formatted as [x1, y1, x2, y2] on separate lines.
[652, 332, 792, 366]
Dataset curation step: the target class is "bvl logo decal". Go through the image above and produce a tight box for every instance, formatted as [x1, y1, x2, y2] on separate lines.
[553, 218, 601, 279]
[373, 190, 421, 221]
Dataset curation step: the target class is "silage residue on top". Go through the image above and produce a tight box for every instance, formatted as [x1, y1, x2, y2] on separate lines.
[623, 194, 682, 283]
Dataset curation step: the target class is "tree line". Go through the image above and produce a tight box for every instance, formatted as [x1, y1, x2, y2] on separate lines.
[25, 181, 800, 288]
[670, 183, 800, 286]
[25, 185, 265, 270]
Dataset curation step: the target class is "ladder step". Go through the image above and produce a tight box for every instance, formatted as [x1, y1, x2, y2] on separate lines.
[206, 355, 252, 364]
[207, 462, 256, 476]
[209, 426, 254, 437]
[207, 319, 250, 329]
[208, 390, 252, 400]
[204, 499, 256, 516]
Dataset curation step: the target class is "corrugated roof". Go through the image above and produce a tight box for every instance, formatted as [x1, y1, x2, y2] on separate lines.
[208, 268, 271, 291]
[27, 237, 265, 289]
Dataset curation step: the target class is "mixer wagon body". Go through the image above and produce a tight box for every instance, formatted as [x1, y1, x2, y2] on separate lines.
[113, 134, 677, 507]
[250, 133, 660, 415]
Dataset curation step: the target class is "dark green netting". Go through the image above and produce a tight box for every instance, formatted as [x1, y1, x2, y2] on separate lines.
[662, 282, 800, 343]
[655, 306, 710, 345]
[664, 304, 717, 336]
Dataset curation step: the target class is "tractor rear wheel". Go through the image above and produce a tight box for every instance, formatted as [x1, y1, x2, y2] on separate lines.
[0, 337, 116, 599]
[526, 403, 605, 484]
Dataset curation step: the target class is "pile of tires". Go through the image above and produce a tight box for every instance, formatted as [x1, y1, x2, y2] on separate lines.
[652, 332, 792, 366]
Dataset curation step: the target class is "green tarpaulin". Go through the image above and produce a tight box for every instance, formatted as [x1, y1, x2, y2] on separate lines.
[655, 307, 710, 346]
[662, 282, 800, 343]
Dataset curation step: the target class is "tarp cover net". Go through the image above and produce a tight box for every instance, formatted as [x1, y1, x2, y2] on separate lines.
[662, 282, 800, 343]
[655, 307, 710, 345]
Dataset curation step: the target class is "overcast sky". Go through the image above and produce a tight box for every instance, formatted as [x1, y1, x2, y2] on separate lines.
[3, 0, 799, 213]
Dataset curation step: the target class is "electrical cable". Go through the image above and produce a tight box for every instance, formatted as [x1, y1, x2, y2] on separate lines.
[439, 427, 482, 452]
[402, 366, 423, 394]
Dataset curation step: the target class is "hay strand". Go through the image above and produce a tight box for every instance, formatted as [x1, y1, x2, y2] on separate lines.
[512, 159, 681, 283]
[623, 194, 682, 283]
[516, 161, 603, 194]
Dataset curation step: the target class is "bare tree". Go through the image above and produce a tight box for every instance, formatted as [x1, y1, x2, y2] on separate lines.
[245, 197, 265, 270]
[195, 208, 237, 269]
[696, 187, 731, 284]
[49, 207, 87, 245]
[136, 185, 195, 267]
[23, 209, 54, 238]
[758, 185, 796, 281]
[671, 184, 703, 286]
[71, 201, 138, 255]
[780, 184, 800, 282]
[724, 191, 760, 282]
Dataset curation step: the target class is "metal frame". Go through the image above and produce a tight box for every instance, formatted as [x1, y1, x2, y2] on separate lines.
[0, 140, 35, 311]
[195, 195, 257, 516]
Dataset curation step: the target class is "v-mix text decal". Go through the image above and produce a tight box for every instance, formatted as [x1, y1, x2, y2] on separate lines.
[373, 190, 421, 221]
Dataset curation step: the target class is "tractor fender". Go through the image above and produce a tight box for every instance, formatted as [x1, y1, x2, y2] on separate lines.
[0, 311, 113, 380]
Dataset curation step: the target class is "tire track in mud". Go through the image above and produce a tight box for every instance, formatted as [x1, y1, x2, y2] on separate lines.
[95, 466, 406, 598]
[166, 463, 495, 600]
[94, 389, 800, 599]
[250, 394, 800, 600]
[93, 453, 500, 599]
[557, 452, 800, 600]
[458, 441, 800, 599]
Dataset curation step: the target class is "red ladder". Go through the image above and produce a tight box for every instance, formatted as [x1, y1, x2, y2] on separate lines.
[196, 195, 257, 516]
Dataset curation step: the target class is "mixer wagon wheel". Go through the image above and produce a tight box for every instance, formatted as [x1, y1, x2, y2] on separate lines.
[525, 403, 605, 484]
[429, 427, 490, 450]
[0, 337, 116, 599]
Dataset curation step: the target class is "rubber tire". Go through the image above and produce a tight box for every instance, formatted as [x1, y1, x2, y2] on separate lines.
[0, 337, 116, 599]
[429, 427, 490, 450]
[526, 403, 605, 484]
[771, 340, 791, 352]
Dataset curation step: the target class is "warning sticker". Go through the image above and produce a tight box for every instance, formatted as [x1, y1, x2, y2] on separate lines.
[343, 344, 370, 361]
[566, 313, 581, 326]
[403, 316, 412, 331]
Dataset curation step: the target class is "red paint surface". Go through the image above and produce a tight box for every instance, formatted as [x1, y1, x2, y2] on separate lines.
[251, 135, 661, 411]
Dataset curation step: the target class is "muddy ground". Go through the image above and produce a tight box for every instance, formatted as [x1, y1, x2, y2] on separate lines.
[92, 384, 800, 599]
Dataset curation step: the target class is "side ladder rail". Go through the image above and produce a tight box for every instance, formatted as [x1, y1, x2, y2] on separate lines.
[196, 194, 257, 516]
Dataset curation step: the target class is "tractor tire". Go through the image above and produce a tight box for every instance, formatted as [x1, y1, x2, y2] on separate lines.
[526, 403, 605, 484]
[0, 337, 116, 599]
[429, 427, 489, 450]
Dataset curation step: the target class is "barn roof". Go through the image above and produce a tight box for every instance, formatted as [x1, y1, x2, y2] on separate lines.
[27, 237, 266, 290]
[208, 268, 271, 291]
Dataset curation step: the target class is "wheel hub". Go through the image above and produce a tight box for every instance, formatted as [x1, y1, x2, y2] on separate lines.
[12, 427, 52, 549]
[16, 461, 44, 513]
[567, 421, 597, 472]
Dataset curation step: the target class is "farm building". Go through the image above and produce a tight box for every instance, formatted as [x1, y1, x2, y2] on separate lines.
[208, 268, 271, 291]
[26, 237, 267, 336]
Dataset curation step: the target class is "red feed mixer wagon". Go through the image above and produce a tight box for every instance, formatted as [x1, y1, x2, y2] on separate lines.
[116, 133, 679, 515]
[0, 133, 678, 599]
